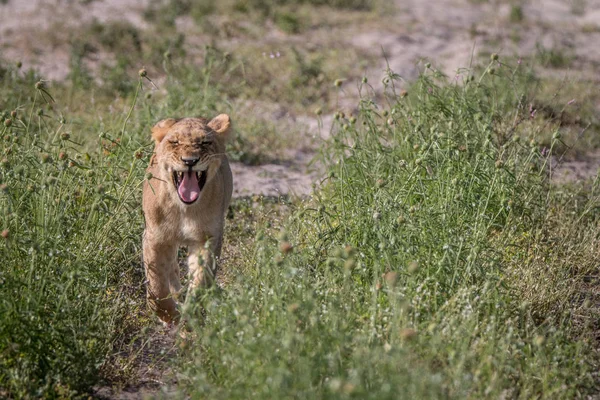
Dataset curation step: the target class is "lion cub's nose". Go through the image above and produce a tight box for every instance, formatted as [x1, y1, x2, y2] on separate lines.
[181, 156, 200, 167]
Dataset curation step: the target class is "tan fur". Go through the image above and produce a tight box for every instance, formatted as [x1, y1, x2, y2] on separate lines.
[142, 114, 233, 324]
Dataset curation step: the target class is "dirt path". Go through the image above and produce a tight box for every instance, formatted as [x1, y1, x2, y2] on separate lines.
[94, 325, 178, 399]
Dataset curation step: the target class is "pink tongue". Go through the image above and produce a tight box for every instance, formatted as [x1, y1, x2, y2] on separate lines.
[178, 171, 200, 203]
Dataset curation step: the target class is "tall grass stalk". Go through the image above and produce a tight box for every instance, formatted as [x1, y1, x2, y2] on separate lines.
[178, 61, 599, 399]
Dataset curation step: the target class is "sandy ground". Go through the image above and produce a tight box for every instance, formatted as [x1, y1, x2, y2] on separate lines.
[1, 0, 599, 397]
[355, 0, 600, 79]
[0, 0, 151, 80]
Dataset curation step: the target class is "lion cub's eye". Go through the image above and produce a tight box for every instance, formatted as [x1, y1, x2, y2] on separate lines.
[168, 140, 179, 145]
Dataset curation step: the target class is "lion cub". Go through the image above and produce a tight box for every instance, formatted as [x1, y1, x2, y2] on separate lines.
[142, 115, 233, 324]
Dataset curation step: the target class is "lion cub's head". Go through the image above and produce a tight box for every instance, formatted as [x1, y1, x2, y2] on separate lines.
[151, 114, 230, 205]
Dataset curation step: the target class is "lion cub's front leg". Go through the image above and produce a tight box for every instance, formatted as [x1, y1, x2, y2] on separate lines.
[142, 233, 180, 324]
[188, 234, 223, 290]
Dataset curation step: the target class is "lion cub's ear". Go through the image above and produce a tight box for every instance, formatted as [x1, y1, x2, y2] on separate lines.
[207, 114, 231, 141]
[151, 118, 178, 143]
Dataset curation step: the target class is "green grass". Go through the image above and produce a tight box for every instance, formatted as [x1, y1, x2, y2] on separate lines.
[144, 0, 378, 28]
[535, 44, 573, 69]
[470, 53, 600, 155]
[0, 48, 274, 396]
[0, 70, 149, 397]
[0, 29, 311, 394]
[177, 61, 600, 398]
[509, 4, 524, 23]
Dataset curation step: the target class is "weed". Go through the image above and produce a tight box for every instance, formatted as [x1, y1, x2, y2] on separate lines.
[509, 4, 524, 23]
[0, 66, 149, 397]
[178, 60, 599, 399]
[274, 11, 302, 33]
[571, 0, 587, 16]
[536, 44, 573, 69]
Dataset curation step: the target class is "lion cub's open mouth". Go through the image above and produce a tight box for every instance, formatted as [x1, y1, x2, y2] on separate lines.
[172, 170, 208, 204]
